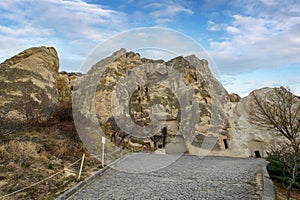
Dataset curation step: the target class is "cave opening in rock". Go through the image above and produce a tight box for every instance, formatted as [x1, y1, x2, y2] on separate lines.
[162, 127, 167, 148]
[254, 150, 261, 158]
[223, 139, 229, 149]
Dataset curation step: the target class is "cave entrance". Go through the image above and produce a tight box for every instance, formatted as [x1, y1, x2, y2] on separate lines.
[162, 127, 167, 148]
[154, 127, 168, 149]
[254, 150, 261, 158]
[223, 139, 229, 149]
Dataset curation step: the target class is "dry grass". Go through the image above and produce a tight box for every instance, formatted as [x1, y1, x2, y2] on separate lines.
[0, 141, 43, 167]
[0, 129, 100, 200]
[274, 181, 300, 200]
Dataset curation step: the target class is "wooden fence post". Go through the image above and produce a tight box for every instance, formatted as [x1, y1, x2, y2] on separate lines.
[78, 153, 85, 180]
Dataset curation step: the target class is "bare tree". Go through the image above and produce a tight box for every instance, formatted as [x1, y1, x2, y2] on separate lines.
[250, 87, 300, 199]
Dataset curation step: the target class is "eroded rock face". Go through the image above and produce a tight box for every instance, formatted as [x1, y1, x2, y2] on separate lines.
[57, 72, 82, 102]
[74, 49, 232, 152]
[227, 87, 299, 157]
[228, 93, 241, 103]
[0, 46, 59, 121]
[2, 47, 293, 157]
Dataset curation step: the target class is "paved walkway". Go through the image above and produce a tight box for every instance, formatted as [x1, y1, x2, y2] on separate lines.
[69, 154, 267, 199]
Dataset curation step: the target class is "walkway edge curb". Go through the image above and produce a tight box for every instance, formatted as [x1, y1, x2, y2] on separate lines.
[262, 165, 277, 200]
[56, 155, 127, 200]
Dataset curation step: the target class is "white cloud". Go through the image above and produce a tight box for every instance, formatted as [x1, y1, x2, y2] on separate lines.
[150, 5, 193, 18]
[0, 25, 51, 37]
[221, 67, 300, 97]
[260, 0, 277, 6]
[205, 0, 300, 96]
[209, 41, 232, 52]
[207, 1, 300, 72]
[207, 20, 225, 31]
[229, 14, 279, 45]
[226, 26, 240, 34]
[145, 1, 193, 23]
[0, 0, 128, 70]
[154, 18, 172, 24]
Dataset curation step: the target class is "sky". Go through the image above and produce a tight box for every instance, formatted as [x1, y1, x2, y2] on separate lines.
[0, 0, 299, 97]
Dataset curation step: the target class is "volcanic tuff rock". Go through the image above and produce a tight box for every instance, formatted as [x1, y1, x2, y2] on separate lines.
[73, 49, 231, 152]
[1, 47, 295, 157]
[228, 87, 299, 157]
[0, 46, 59, 121]
[74, 49, 299, 157]
[57, 72, 82, 102]
[228, 93, 241, 102]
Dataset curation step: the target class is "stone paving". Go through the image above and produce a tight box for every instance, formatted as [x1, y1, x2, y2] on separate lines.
[69, 154, 267, 200]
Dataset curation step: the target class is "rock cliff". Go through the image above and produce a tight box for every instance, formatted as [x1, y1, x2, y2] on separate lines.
[73, 49, 232, 153]
[73, 49, 300, 157]
[0, 46, 59, 122]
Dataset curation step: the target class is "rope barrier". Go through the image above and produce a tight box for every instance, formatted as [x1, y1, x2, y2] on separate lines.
[0, 146, 133, 199]
[0, 158, 82, 199]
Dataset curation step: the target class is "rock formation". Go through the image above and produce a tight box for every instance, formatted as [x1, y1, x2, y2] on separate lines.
[1, 47, 297, 158]
[0, 46, 59, 122]
[73, 49, 232, 154]
[57, 72, 82, 102]
[228, 93, 241, 102]
[73, 49, 300, 157]
[228, 87, 298, 157]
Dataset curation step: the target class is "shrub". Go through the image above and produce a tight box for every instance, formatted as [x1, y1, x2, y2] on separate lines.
[267, 153, 300, 188]
[50, 139, 84, 160]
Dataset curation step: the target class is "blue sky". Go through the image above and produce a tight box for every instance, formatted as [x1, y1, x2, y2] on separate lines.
[0, 0, 299, 97]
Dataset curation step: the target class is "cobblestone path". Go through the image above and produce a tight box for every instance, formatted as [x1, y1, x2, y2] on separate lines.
[69, 154, 267, 200]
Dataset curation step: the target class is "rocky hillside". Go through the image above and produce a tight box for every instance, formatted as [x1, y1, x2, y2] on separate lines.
[0, 47, 101, 200]
[0, 46, 298, 158]
[1, 46, 299, 199]
[73, 49, 300, 157]
[73, 49, 233, 154]
[0, 46, 59, 123]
